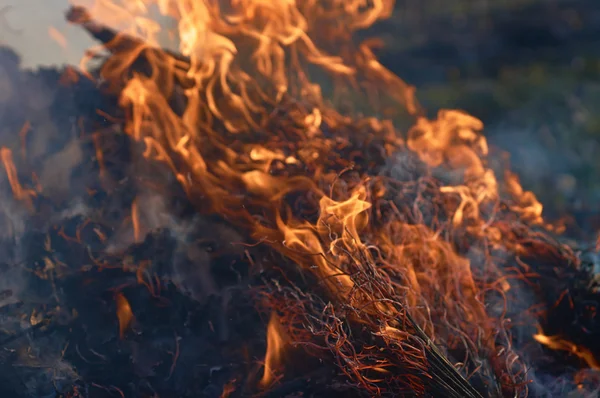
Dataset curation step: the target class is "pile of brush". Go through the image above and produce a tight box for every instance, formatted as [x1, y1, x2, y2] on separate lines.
[0, 6, 599, 398]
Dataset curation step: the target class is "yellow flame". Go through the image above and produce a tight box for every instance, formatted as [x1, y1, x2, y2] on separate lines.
[260, 312, 287, 388]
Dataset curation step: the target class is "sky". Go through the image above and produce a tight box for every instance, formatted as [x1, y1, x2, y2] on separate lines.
[0, 0, 98, 68]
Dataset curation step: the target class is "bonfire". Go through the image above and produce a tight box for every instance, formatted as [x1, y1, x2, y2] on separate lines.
[0, 1, 598, 397]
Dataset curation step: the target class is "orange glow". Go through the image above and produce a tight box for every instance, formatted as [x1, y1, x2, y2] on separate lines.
[220, 379, 237, 398]
[0, 147, 35, 210]
[131, 198, 141, 242]
[54, 0, 590, 395]
[260, 312, 287, 388]
[505, 171, 544, 224]
[91, 133, 106, 178]
[534, 333, 600, 369]
[115, 292, 134, 339]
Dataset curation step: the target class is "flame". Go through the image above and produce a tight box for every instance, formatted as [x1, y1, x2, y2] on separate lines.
[91, 132, 106, 177]
[131, 197, 141, 242]
[115, 292, 134, 339]
[220, 379, 237, 398]
[260, 312, 287, 388]
[38, 0, 591, 395]
[534, 333, 600, 370]
[0, 147, 36, 210]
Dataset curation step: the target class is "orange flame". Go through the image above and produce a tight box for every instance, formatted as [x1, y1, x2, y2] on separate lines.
[131, 198, 141, 242]
[115, 292, 134, 339]
[534, 333, 600, 370]
[57, 0, 588, 394]
[220, 379, 237, 398]
[0, 147, 35, 210]
[91, 132, 106, 178]
[260, 312, 287, 388]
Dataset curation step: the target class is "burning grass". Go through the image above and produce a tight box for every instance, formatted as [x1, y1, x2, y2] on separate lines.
[0, 1, 599, 397]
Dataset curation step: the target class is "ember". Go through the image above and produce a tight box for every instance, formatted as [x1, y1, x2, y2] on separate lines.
[0, 1, 599, 397]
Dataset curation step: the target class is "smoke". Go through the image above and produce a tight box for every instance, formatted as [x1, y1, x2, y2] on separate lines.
[380, 132, 599, 396]
[486, 91, 600, 216]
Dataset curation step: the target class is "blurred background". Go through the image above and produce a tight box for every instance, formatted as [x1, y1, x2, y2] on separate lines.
[373, 0, 600, 230]
[1, 0, 599, 231]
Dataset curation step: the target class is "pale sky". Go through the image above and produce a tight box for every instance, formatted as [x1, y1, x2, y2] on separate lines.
[1, 0, 175, 69]
[0, 0, 98, 68]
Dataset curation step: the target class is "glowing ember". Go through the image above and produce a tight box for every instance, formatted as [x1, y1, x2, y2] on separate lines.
[131, 197, 141, 242]
[220, 379, 237, 398]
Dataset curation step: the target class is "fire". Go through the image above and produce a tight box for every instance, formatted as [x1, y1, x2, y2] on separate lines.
[61, 0, 588, 394]
[131, 197, 141, 242]
[534, 333, 600, 370]
[115, 292, 134, 339]
[260, 312, 287, 388]
[0, 0, 594, 396]
[220, 379, 237, 398]
[0, 147, 36, 210]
